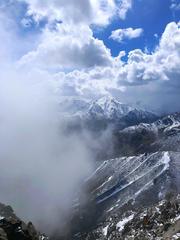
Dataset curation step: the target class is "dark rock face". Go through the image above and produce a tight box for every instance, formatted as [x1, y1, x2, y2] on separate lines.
[0, 218, 48, 240]
[120, 109, 158, 126]
[0, 203, 48, 240]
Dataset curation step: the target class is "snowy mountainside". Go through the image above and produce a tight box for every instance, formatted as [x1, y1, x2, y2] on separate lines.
[85, 152, 180, 212]
[122, 112, 180, 136]
[72, 151, 180, 239]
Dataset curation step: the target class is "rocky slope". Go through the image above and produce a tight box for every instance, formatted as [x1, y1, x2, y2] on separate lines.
[82, 194, 180, 240]
[68, 151, 180, 239]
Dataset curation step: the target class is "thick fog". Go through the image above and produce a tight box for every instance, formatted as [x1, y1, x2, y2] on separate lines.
[0, 69, 96, 233]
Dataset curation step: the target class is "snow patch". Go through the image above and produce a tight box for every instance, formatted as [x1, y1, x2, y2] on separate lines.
[172, 233, 180, 240]
[174, 214, 180, 222]
[161, 151, 170, 169]
[116, 214, 134, 232]
[102, 225, 109, 236]
[96, 176, 113, 191]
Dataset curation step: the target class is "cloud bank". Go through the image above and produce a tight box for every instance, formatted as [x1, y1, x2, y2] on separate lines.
[9, 0, 179, 113]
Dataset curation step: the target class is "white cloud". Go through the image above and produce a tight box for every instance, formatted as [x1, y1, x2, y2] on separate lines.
[1, 1, 180, 112]
[110, 27, 143, 42]
[118, 0, 132, 19]
[19, 24, 113, 69]
[17, 19, 180, 111]
[16, 0, 133, 70]
[52, 22, 180, 112]
[18, 0, 117, 26]
[17, 0, 133, 26]
[5, 0, 133, 70]
[115, 22, 180, 88]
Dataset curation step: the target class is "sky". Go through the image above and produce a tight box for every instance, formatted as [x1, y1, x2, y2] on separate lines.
[0, 0, 180, 112]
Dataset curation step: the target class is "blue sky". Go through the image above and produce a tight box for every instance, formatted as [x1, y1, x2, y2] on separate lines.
[94, 0, 179, 57]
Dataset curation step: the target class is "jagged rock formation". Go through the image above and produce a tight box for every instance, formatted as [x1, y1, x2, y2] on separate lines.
[0, 203, 48, 240]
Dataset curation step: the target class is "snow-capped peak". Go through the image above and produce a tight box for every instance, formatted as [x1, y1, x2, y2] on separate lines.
[58, 96, 158, 125]
[87, 96, 133, 120]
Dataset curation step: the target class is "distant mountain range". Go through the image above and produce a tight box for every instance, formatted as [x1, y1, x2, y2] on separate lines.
[59, 96, 158, 130]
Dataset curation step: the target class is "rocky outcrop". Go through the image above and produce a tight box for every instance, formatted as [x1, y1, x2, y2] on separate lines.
[81, 194, 180, 240]
[0, 203, 48, 240]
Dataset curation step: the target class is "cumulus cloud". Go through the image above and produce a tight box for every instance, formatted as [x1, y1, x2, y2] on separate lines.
[19, 23, 113, 69]
[16, 0, 133, 70]
[18, 0, 120, 26]
[53, 22, 180, 112]
[117, 22, 180, 86]
[110, 27, 143, 42]
[1, 1, 180, 111]
[18, 20, 179, 111]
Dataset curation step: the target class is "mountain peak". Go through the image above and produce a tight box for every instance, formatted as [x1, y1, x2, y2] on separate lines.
[88, 96, 132, 120]
[96, 95, 121, 105]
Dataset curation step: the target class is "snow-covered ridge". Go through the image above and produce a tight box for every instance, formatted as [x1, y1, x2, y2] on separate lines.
[121, 112, 180, 136]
